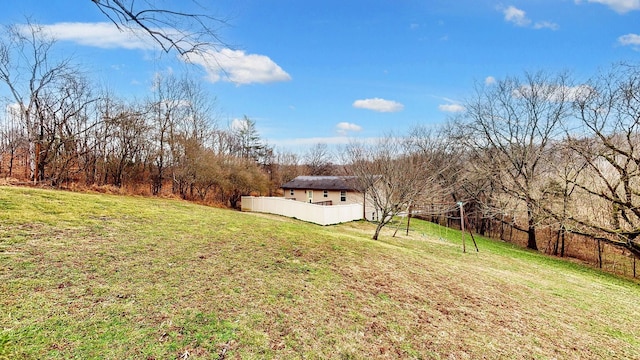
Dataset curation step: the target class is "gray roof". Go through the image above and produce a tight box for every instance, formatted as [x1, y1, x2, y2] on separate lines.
[281, 176, 360, 191]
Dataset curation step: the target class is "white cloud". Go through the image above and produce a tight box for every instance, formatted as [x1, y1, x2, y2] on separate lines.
[32, 22, 156, 50]
[564, 85, 595, 101]
[485, 76, 497, 85]
[161, 99, 191, 108]
[513, 84, 594, 102]
[533, 21, 560, 30]
[504, 6, 531, 27]
[336, 122, 362, 135]
[502, 6, 558, 30]
[29, 22, 291, 86]
[438, 104, 465, 113]
[336, 122, 362, 132]
[576, 0, 640, 13]
[183, 48, 292, 85]
[5, 103, 22, 118]
[230, 117, 248, 131]
[269, 136, 385, 156]
[618, 33, 640, 49]
[274, 136, 353, 146]
[352, 98, 404, 112]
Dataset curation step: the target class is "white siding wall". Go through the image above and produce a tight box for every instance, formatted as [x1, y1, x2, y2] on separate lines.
[284, 189, 353, 205]
[352, 192, 380, 221]
[241, 196, 363, 225]
[282, 190, 378, 221]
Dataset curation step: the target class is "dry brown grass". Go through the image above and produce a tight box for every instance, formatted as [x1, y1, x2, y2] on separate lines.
[1, 186, 639, 359]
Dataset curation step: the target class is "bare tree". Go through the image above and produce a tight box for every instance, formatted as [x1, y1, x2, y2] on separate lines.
[409, 124, 471, 229]
[103, 102, 150, 187]
[180, 76, 217, 143]
[565, 64, 640, 257]
[82, 90, 120, 186]
[0, 21, 75, 182]
[148, 72, 187, 195]
[274, 150, 300, 185]
[538, 139, 587, 256]
[91, 0, 227, 56]
[461, 71, 571, 250]
[408, 125, 461, 202]
[304, 143, 334, 176]
[38, 72, 98, 186]
[0, 105, 27, 178]
[146, 71, 217, 196]
[345, 135, 436, 240]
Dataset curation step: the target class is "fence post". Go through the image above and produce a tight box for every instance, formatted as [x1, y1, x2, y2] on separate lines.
[458, 201, 466, 253]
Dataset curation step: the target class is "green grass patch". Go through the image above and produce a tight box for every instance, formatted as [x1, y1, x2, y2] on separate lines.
[1, 186, 639, 359]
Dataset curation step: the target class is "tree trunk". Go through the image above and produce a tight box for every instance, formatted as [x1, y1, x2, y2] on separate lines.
[553, 229, 560, 256]
[8, 149, 15, 177]
[478, 216, 487, 236]
[597, 239, 603, 269]
[526, 204, 538, 250]
[372, 221, 384, 240]
[29, 141, 36, 181]
[527, 224, 537, 250]
[229, 190, 242, 209]
[406, 206, 412, 236]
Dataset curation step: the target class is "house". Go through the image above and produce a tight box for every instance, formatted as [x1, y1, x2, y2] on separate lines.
[281, 175, 377, 220]
[241, 175, 380, 224]
[281, 176, 359, 204]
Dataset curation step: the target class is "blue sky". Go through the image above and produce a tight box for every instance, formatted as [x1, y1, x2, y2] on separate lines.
[1, 0, 640, 154]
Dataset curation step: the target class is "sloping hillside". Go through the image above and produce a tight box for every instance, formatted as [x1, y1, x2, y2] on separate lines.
[1, 186, 639, 359]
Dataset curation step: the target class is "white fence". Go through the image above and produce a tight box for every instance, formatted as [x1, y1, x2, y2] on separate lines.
[241, 196, 363, 226]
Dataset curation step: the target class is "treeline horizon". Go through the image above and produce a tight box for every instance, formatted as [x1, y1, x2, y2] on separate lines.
[1, 21, 640, 276]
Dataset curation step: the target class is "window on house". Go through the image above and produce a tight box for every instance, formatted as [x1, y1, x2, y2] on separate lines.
[340, 191, 346, 202]
[323, 190, 328, 198]
[290, 189, 294, 196]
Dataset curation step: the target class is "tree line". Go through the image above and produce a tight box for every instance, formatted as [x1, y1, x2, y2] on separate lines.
[345, 66, 640, 265]
[0, 22, 302, 207]
[2, 20, 640, 265]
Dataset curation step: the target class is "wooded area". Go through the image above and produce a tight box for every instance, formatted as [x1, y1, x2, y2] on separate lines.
[1, 20, 640, 276]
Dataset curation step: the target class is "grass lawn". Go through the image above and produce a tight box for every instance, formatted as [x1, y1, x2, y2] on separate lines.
[1, 186, 639, 359]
